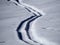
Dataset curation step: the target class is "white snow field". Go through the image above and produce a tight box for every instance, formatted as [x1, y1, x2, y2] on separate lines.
[0, 0, 60, 45]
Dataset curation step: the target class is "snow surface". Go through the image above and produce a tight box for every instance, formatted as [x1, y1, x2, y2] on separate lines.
[0, 0, 60, 45]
